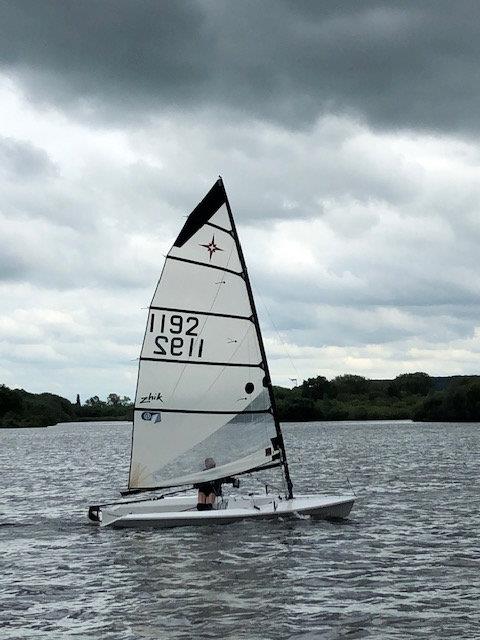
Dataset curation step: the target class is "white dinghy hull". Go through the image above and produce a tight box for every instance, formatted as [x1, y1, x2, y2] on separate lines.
[88, 181, 358, 529]
[91, 494, 355, 529]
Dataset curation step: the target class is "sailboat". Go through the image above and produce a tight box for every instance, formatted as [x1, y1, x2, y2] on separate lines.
[88, 178, 355, 528]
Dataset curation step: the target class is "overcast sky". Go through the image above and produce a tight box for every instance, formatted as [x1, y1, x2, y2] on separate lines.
[1, 1, 479, 401]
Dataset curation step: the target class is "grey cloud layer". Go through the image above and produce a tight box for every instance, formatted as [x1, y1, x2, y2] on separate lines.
[1, 2, 480, 394]
[0, 137, 57, 179]
[1, 1, 480, 132]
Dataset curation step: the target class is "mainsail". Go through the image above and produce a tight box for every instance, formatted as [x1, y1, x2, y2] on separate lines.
[127, 179, 293, 496]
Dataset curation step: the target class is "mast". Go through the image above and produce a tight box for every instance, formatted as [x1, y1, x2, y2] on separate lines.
[219, 177, 294, 499]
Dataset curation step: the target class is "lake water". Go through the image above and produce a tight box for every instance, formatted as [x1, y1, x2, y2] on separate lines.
[1, 420, 479, 639]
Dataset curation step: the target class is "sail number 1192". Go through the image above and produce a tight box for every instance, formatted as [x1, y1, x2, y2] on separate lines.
[149, 313, 204, 359]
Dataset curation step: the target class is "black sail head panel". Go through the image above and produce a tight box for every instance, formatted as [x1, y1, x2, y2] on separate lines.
[174, 179, 226, 248]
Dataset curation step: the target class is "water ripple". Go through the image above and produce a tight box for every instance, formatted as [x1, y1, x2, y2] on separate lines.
[1, 420, 479, 639]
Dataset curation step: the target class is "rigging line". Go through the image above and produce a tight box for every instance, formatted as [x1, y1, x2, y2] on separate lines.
[255, 308, 280, 444]
[252, 474, 284, 494]
[186, 237, 259, 407]
[252, 284, 301, 383]
[346, 476, 357, 497]
[247, 326, 253, 430]
[335, 443, 362, 495]
[192, 320, 253, 405]
[200, 242, 236, 331]
[119, 485, 191, 500]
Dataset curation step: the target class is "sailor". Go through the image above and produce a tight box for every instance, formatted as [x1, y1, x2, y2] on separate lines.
[195, 457, 238, 511]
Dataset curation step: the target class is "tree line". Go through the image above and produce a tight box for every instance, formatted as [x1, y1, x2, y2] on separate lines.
[275, 372, 480, 422]
[0, 387, 134, 428]
[1, 372, 480, 427]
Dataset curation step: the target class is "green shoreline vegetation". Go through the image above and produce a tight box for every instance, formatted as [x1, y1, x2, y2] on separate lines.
[1, 373, 480, 428]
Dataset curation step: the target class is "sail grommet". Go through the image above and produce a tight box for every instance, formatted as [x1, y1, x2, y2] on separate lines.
[245, 382, 254, 394]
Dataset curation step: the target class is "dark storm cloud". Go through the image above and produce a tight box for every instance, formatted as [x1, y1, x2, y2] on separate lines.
[1, 1, 480, 133]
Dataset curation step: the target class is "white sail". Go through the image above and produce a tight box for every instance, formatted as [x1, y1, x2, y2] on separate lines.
[128, 180, 290, 493]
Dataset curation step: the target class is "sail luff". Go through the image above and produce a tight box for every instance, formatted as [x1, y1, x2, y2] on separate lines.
[219, 177, 294, 499]
[127, 253, 171, 491]
[127, 186, 227, 492]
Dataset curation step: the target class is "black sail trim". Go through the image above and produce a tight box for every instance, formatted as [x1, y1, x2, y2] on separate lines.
[134, 408, 271, 415]
[174, 180, 226, 247]
[140, 357, 263, 368]
[166, 255, 243, 278]
[149, 306, 253, 321]
[205, 221, 232, 234]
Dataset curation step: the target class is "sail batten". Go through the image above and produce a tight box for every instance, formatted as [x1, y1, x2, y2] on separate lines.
[134, 408, 271, 415]
[139, 357, 263, 368]
[149, 306, 253, 321]
[128, 179, 293, 496]
[166, 255, 244, 277]
[205, 221, 232, 234]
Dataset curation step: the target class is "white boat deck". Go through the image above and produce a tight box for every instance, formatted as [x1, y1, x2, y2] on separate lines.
[96, 493, 355, 528]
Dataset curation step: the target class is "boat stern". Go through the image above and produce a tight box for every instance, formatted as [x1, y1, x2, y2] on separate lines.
[88, 505, 102, 524]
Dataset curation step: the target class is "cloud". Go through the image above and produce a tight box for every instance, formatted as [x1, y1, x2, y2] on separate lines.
[3, 93, 478, 305]
[0, 283, 143, 398]
[2, 1, 480, 134]
[1, 5, 480, 402]
[266, 328, 480, 388]
[0, 136, 57, 179]
[0, 209, 174, 290]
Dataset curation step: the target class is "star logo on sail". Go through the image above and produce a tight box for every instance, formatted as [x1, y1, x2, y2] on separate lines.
[200, 235, 223, 261]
